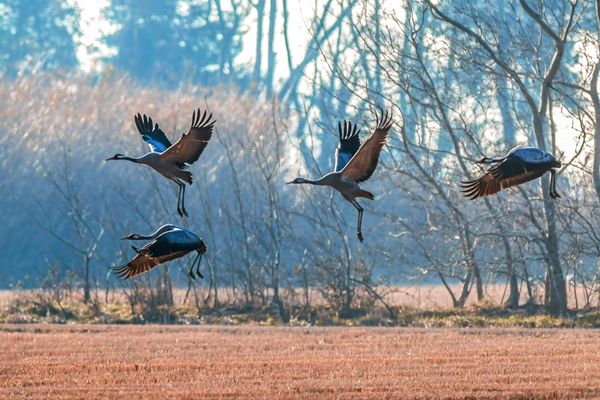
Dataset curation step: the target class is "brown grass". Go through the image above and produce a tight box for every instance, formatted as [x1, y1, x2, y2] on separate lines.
[1, 324, 600, 399]
[0, 283, 571, 304]
[1, 280, 592, 310]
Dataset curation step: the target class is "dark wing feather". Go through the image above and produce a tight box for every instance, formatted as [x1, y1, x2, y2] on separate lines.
[112, 252, 159, 279]
[159, 108, 215, 165]
[112, 250, 188, 279]
[145, 233, 197, 259]
[134, 113, 172, 152]
[341, 110, 392, 183]
[461, 166, 546, 200]
[112, 234, 191, 279]
[487, 156, 527, 181]
[334, 120, 361, 171]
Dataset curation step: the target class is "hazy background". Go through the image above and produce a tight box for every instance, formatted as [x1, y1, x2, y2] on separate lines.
[0, 0, 599, 316]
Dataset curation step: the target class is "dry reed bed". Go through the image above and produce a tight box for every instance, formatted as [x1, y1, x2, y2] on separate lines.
[1, 324, 600, 399]
[0, 281, 592, 310]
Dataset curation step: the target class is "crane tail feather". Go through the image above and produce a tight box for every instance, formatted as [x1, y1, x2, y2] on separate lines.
[357, 190, 375, 200]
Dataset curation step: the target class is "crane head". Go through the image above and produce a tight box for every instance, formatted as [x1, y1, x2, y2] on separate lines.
[287, 177, 309, 184]
[121, 233, 143, 240]
[548, 154, 562, 169]
[105, 153, 125, 161]
[198, 240, 207, 254]
[475, 157, 494, 164]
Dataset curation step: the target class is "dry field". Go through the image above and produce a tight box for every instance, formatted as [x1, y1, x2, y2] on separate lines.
[1, 325, 600, 399]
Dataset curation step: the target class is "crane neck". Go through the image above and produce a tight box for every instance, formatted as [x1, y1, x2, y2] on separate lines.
[301, 177, 328, 186]
[478, 156, 506, 164]
[288, 175, 333, 186]
[123, 226, 179, 241]
[134, 234, 155, 240]
[111, 154, 154, 165]
[112, 155, 141, 163]
[309, 178, 326, 185]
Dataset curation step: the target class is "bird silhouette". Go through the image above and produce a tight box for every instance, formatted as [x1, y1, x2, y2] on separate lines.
[288, 110, 393, 242]
[461, 146, 562, 199]
[106, 108, 215, 217]
[114, 224, 207, 280]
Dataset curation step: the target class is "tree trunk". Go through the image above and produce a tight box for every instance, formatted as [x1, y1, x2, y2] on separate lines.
[265, 0, 277, 97]
[456, 270, 473, 307]
[273, 290, 289, 323]
[465, 229, 484, 301]
[83, 255, 91, 303]
[534, 111, 567, 315]
[544, 199, 567, 314]
[591, 62, 600, 201]
[495, 69, 517, 147]
[253, 0, 265, 85]
[505, 245, 520, 309]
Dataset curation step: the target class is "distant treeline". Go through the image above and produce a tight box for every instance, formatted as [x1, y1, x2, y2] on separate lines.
[2, 1, 600, 318]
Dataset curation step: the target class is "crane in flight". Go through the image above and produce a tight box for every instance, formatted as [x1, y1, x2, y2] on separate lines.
[461, 146, 562, 200]
[106, 108, 215, 217]
[288, 110, 393, 242]
[115, 224, 207, 280]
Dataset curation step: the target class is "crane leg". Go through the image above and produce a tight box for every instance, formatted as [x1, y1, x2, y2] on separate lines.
[188, 252, 200, 280]
[175, 181, 182, 216]
[173, 180, 188, 217]
[351, 199, 364, 242]
[180, 183, 188, 217]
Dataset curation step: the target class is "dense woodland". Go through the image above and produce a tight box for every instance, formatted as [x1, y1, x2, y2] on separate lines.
[1, 0, 600, 321]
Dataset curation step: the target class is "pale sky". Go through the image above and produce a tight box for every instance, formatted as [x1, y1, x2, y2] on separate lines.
[73, 0, 318, 78]
[72, 0, 405, 79]
[72, 0, 114, 71]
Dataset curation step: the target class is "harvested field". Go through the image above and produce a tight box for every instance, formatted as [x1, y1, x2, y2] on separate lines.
[1, 324, 600, 399]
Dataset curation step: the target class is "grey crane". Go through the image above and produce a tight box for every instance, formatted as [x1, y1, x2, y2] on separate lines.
[114, 224, 207, 279]
[106, 108, 215, 217]
[288, 110, 393, 242]
[461, 146, 562, 199]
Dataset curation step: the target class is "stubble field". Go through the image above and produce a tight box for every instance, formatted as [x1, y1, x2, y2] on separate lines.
[1, 325, 600, 399]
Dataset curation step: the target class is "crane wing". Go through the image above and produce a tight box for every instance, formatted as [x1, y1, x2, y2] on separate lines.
[159, 108, 215, 165]
[134, 113, 172, 153]
[112, 232, 192, 279]
[461, 157, 545, 200]
[112, 250, 188, 279]
[112, 251, 161, 279]
[340, 110, 392, 183]
[334, 120, 361, 171]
